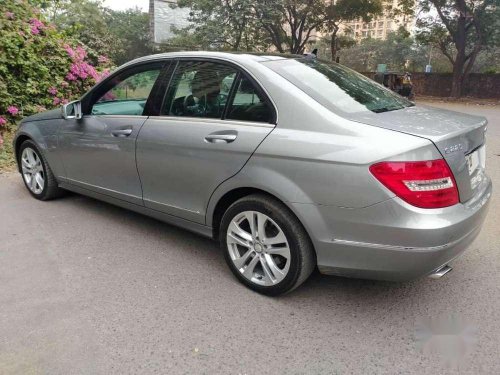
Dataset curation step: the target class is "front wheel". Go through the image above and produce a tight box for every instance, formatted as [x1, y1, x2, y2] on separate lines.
[18, 140, 64, 201]
[220, 194, 316, 296]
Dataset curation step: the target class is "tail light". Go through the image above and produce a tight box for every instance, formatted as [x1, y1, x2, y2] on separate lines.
[369, 159, 459, 208]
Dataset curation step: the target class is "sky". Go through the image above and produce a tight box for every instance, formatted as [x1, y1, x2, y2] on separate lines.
[103, 0, 148, 11]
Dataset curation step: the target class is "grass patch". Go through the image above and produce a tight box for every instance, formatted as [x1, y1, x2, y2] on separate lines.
[0, 130, 16, 173]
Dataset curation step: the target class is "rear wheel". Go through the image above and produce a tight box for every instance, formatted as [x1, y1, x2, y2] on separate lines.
[19, 140, 64, 201]
[220, 194, 315, 295]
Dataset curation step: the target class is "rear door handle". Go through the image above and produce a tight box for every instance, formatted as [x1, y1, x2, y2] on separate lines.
[204, 134, 237, 144]
[111, 129, 133, 137]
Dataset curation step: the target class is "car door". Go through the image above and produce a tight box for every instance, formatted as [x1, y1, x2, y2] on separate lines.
[58, 62, 165, 205]
[136, 59, 276, 224]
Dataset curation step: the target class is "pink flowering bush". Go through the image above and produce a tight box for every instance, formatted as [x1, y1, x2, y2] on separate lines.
[0, 0, 113, 146]
[7, 106, 19, 116]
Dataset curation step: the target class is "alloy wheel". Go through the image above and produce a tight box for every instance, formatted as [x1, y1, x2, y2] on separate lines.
[21, 147, 45, 195]
[226, 211, 291, 286]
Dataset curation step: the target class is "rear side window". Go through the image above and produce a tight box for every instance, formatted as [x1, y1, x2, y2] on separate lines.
[163, 61, 237, 119]
[226, 76, 273, 123]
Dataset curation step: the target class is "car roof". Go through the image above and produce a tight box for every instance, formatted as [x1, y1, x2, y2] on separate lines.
[123, 51, 300, 68]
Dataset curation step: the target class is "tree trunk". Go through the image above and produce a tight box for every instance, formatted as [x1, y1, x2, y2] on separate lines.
[233, 28, 243, 51]
[330, 28, 338, 61]
[330, 33, 336, 61]
[450, 53, 467, 97]
[450, 68, 463, 98]
[450, 51, 466, 97]
[450, 0, 467, 98]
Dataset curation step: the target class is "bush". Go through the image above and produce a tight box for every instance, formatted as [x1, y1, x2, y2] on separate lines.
[0, 0, 112, 146]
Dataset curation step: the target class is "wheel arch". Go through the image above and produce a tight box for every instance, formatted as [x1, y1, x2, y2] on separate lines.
[14, 134, 34, 172]
[211, 187, 270, 240]
[208, 185, 316, 257]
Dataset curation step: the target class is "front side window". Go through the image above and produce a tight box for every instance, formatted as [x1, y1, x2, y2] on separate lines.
[163, 61, 237, 119]
[263, 58, 413, 114]
[226, 76, 272, 123]
[92, 68, 161, 116]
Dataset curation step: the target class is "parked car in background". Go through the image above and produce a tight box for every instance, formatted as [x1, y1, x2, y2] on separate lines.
[14, 52, 491, 295]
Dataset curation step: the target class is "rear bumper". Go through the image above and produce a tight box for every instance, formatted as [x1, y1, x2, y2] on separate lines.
[291, 176, 492, 281]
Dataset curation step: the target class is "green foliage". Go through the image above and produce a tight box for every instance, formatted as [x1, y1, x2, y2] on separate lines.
[415, 0, 500, 96]
[322, 0, 383, 60]
[172, 0, 271, 51]
[0, 0, 111, 136]
[254, 0, 330, 54]
[106, 8, 152, 65]
[0, 128, 15, 171]
[39, 0, 152, 65]
[337, 31, 411, 71]
[334, 30, 452, 73]
[173, 0, 383, 54]
[40, 0, 119, 63]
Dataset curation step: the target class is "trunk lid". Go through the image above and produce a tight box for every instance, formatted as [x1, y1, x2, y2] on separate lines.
[347, 105, 488, 203]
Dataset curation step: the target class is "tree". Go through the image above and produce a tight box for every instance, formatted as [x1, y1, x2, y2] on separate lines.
[38, 0, 119, 62]
[37, 0, 152, 65]
[337, 30, 425, 72]
[174, 0, 270, 51]
[176, 0, 349, 54]
[322, 0, 383, 61]
[106, 8, 152, 65]
[416, 0, 500, 97]
[0, 0, 110, 141]
[252, 0, 330, 54]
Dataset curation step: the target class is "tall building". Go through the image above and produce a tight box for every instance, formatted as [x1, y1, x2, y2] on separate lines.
[149, 0, 190, 44]
[339, 0, 415, 41]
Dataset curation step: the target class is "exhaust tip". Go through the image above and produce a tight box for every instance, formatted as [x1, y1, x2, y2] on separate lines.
[428, 265, 453, 279]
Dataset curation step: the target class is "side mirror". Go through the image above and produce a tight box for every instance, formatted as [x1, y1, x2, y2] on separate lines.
[62, 100, 82, 120]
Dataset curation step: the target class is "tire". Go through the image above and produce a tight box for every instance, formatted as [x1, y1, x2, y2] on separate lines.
[220, 194, 316, 296]
[18, 140, 64, 201]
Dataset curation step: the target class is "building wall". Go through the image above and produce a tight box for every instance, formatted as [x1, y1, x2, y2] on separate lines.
[339, 0, 415, 41]
[150, 0, 191, 44]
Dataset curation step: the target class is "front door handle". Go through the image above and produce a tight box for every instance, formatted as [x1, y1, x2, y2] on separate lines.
[204, 133, 237, 144]
[112, 129, 133, 137]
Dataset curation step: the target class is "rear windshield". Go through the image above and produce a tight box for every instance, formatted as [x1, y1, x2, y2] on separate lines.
[262, 58, 413, 114]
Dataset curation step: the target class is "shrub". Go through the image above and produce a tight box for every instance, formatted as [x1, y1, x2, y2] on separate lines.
[0, 0, 112, 146]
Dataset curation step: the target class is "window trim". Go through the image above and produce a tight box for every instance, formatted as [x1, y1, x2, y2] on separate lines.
[158, 57, 277, 125]
[148, 60, 176, 116]
[81, 61, 167, 116]
[221, 71, 241, 120]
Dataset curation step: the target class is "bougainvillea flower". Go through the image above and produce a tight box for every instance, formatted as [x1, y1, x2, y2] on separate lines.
[64, 44, 76, 58]
[0, 117, 7, 127]
[48, 87, 58, 95]
[5, 12, 14, 19]
[7, 106, 19, 116]
[29, 18, 45, 29]
[98, 55, 109, 64]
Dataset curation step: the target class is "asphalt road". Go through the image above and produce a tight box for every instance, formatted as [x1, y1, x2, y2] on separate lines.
[1, 102, 499, 374]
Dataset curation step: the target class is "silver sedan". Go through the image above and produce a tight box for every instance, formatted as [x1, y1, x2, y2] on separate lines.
[14, 52, 492, 295]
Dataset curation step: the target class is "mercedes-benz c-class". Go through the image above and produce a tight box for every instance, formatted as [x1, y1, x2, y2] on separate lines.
[14, 52, 491, 295]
